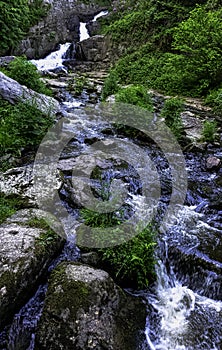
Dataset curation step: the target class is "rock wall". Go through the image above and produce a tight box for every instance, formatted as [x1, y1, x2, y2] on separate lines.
[13, 0, 107, 59]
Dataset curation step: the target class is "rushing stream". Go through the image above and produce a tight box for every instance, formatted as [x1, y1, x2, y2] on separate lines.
[1, 9, 222, 350]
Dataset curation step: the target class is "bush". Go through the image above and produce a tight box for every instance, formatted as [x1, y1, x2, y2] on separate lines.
[101, 71, 119, 100]
[201, 120, 218, 143]
[160, 97, 184, 140]
[80, 207, 156, 289]
[99, 224, 156, 289]
[205, 88, 222, 116]
[4, 56, 51, 95]
[0, 98, 54, 159]
[115, 85, 153, 110]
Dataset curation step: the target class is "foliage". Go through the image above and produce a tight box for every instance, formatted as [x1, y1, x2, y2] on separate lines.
[115, 85, 153, 110]
[101, 71, 119, 100]
[67, 75, 88, 96]
[171, 6, 222, 95]
[201, 120, 218, 143]
[205, 88, 222, 116]
[80, 206, 156, 289]
[0, 0, 48, 55]
[3, 56, 51, 95]
[160, 98, 184, 140]
[0, 194, 24, 224]
[103, 1, 222, 98]
[0, 98, 54, 159]
[98, 224, 156, 289]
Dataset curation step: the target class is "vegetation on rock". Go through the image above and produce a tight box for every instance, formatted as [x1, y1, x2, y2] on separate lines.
[0, 0, 48, 55]
[0, 98, 54, 161]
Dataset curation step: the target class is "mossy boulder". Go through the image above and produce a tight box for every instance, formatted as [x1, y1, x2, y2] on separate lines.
[35, 262, 147, 350]
[0, 212, 65, 330]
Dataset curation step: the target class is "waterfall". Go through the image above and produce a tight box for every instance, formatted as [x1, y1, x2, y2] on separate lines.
[79, 10, 108, 42]
[31, 42, 71, 72]
[31, 10, 108, 71]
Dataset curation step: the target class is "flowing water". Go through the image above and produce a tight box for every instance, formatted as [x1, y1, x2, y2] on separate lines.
[79, 10, 108, 41]
[1, 9, 222, 349]
[31, 42, 71, 72]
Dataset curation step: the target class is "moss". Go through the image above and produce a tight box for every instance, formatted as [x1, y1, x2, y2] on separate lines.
[45, 263, 90, 319]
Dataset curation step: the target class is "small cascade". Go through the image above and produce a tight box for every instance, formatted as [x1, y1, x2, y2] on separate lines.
[79, 22, 90, 41]
[144, 204, 222, 350]
[79, 10, 108, 42]
[31, 42, 71, 72]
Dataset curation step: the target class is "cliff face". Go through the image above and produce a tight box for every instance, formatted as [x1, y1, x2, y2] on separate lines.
[13, 0, 106, 59]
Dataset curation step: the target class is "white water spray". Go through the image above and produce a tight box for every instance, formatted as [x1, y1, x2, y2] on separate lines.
[31, 42, 71, 72]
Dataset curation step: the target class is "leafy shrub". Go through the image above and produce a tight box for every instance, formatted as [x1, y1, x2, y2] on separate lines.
[115, 85, 153, 110]
[68, 75, 88, 96]
[4, 56, 51, 95]
[80, 207, 156, 289]
[201, 120, 218, 143]
[160, 97, 184, 140]
[171, 6, 222, 95]
[205, 88, 222, 116]
[101, 71, 119, 100]
[99, 224, 156, 289]
[0, 98, 54, 158]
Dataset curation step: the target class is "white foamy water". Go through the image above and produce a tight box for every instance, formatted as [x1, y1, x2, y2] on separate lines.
[144, 204, 222, 350]
[79, 22, 90, 41]
[79, 10, 108, 42]
[31, 42, 71, 71]
[93, 10, 108, 22]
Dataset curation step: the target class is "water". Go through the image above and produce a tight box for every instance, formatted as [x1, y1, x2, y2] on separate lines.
[31, 42, 71, 72]
[79, 10, 108, 42]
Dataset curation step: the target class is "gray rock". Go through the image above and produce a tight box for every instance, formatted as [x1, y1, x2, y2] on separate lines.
[0, 56, 15, 67]
[0, 72, 60, 116]
[206, 156, 221, 170]
[35, 262, 147, 350]
[75, 35, 110, 62]
[0, 213, 65, 329]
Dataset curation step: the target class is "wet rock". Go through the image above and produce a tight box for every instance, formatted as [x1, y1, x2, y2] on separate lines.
[165, 207, 222, 300]
[80, 251, 100, 266]
[0, 164, 62, 208]
[206, 156, 221, 170]
[0, 56, 15, 68]
[180, 111, 203, 141]
[0, 213, 65, 330]
[35, 262, 147, 350]
[0, 72, 60, 116]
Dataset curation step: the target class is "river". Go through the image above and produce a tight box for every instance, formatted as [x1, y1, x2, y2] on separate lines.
[0, 9, 222, 350]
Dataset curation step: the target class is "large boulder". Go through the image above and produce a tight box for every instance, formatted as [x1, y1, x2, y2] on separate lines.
[13, 0, 107, 59]
[75, 35, 111, 63]
[0, 210, 65, 330]
[35, 262, 147, 350]
[0, 72, 60, 116]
